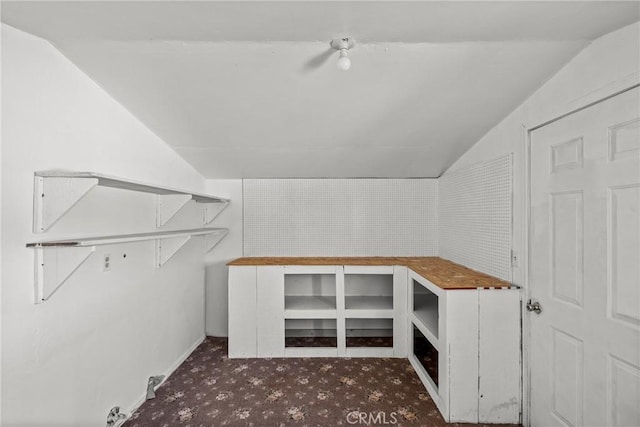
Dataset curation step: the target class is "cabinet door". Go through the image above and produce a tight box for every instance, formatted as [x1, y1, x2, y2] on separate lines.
[257, 266, 285, 357]
[443, 290, 479, 423]
[478, 289, 520, 423]
[228, 266, 257, 358]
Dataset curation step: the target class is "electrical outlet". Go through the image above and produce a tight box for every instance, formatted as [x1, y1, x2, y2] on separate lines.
[511, 250, 519, 267]
[103, 254, 111, 272]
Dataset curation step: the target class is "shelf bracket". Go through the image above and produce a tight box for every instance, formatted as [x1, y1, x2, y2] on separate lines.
[204, 229, 229, 253]
[34, 246, 96, 303]
[156, 194, 192, 227]
[33, 176, 99, 233]
[155, 236, 192, 267]
[202, 201, 229, 225]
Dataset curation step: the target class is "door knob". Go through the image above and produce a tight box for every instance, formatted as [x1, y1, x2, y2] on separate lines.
[526, 299, 542, 314]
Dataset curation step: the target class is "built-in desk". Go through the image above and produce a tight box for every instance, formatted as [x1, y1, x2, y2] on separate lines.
[227, 257, 520, 424]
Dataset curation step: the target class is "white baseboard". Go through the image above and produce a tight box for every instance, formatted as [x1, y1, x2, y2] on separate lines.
[121, 334, 206, 423]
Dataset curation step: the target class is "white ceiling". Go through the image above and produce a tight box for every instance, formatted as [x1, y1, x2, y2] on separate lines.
[3, 1, 639, 178]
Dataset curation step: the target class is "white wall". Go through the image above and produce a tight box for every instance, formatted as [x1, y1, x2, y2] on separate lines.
[243, 179, 438, 257]
[1, 25, 210, 426]
[448, 21, 640, 289]
[439, 154, 512, 282]
[204, 179, 243, 337]
[205, 178, 439, 336]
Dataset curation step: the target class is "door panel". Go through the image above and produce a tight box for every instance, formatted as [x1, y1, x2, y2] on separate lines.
[609, 185, 640, 328]
[550, 191, 584, 307]
[609, 355, 640, 427]
[551, 328, 583, 427]
[530, 87, 640, 427]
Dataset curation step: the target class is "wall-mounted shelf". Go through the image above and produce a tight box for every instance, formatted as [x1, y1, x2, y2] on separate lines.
[33, 170, 229, 232]
[27, 228, 228, 303]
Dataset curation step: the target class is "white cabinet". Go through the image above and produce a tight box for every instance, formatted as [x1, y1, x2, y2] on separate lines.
[257, 266, 285, 357]
[408, 269, 520, 424]
[343, 266, 407, 357]
[284, 265, 340, 357]
[228, 265, 287, 358]
[228, 259, 520, 424]
[228, 264, 408, 358]
[228, 266, 257, 358]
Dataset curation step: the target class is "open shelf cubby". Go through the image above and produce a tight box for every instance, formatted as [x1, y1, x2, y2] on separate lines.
[413, 279, 439, 339]
[413, 324, 438, 388]
[284, 273, 336, 315]
[345, 318, 393, 348]
[344, 273, 394, 311]
[285, 319, 337, 348]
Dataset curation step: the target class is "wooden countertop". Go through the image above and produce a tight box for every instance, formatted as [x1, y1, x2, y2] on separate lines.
[227, 257, 512, 290]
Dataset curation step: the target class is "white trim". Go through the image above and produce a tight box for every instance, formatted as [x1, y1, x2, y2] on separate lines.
[283, 347, 338, 357]
[522, 76, 639, 427]
[123, 334, 206, 422]
[521, 123, 530, 427]
[408, 353, 443, 414]
[345, 347, 394, 358]
[526, 72, 640, 131]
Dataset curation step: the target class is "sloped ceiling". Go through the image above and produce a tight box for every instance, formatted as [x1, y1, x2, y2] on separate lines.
[3, 1, 639, 178]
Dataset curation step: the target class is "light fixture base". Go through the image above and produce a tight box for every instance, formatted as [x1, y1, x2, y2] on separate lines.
[330, 38, 355, 51]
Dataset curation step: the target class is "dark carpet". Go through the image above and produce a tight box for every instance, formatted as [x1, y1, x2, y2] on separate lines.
[125, 337, 520, 427]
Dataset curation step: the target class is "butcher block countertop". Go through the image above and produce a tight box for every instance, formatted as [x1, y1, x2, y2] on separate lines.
[227, 257, 512, 290]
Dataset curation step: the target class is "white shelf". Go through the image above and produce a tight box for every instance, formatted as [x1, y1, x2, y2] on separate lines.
[27, 228, 227, 248]
[27, 228, 228, 303]
[411, 314, 439, 351]
[33, 170, 229, 232]
[413, 293, 439, 339]
[345, 309, 394, 319]
[284, 296, 337, 318]
[285, 295, 336, 310]
[345, 295, 394, 318]
[345, 295, 393, 311]
[35, 170, 227, 202]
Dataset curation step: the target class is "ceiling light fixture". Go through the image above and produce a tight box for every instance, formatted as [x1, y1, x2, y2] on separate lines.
[330, 38, 355, 71]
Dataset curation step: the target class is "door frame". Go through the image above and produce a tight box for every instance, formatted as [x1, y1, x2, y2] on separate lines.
[522, 72, 639, 427]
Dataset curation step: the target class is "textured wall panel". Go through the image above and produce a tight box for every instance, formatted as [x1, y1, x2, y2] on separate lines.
[439, 155, 512, 281]
[244, 179, 438, 257]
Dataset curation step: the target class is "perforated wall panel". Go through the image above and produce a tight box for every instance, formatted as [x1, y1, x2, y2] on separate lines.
[244, 179, 438, 257]
[439, 154, 512, 281]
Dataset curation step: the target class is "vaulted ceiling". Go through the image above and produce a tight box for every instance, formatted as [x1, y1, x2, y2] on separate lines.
[3, 1, 639, 178]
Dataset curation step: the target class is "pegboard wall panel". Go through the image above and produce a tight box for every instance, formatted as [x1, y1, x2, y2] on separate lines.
[244, 179, 438, 257]
[439, 154, 512, 281]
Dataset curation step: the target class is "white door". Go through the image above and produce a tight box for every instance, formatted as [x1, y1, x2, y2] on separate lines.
[529, 87, 639, 427]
